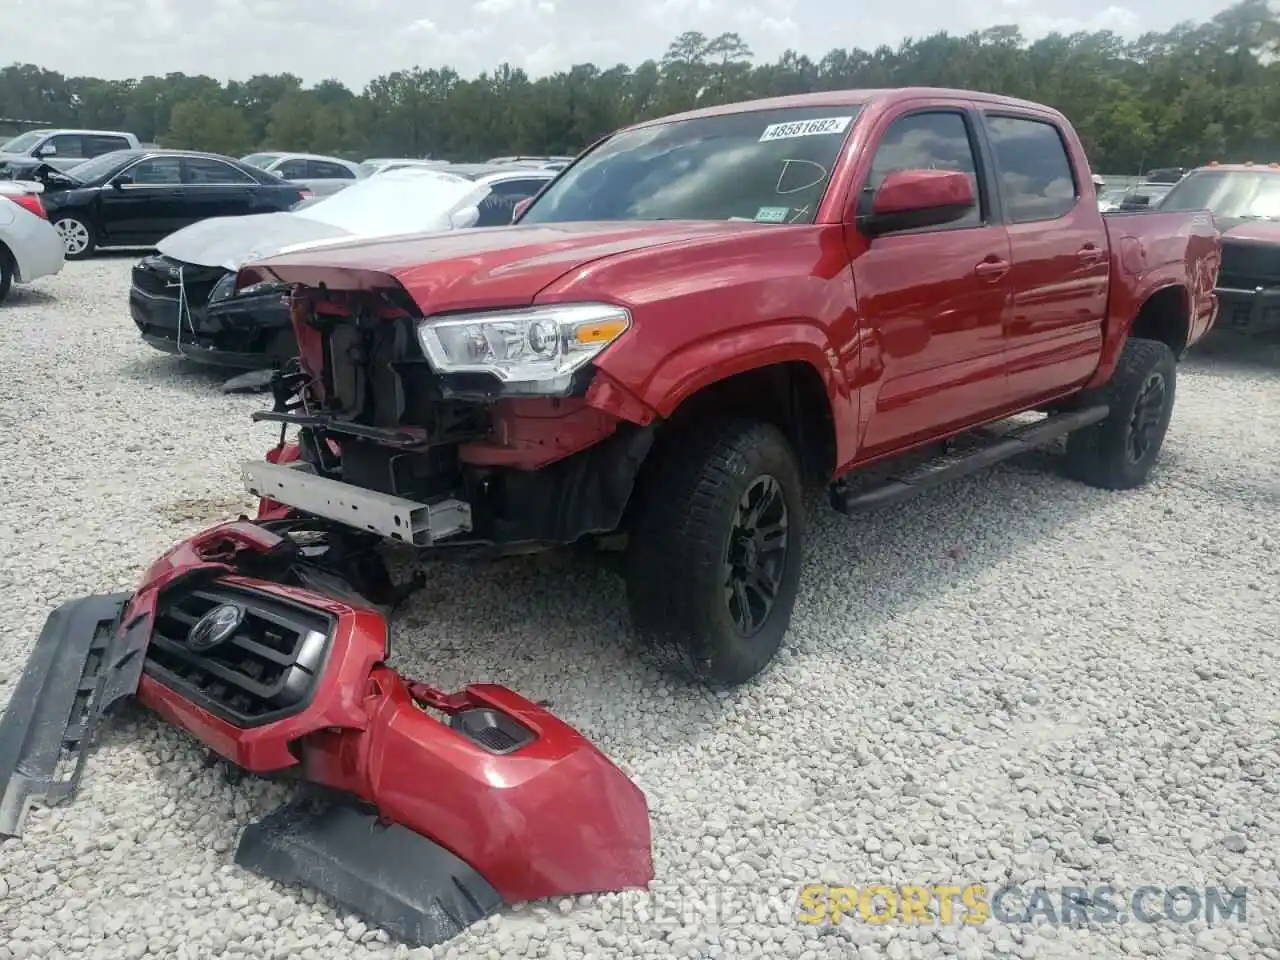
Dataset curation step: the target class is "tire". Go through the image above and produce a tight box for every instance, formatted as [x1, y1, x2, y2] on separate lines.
[52, 215, 94, 260]
[1064, 337, 1176, 490]
[0, 246, 12, 304]
[624, 418, 805, 687]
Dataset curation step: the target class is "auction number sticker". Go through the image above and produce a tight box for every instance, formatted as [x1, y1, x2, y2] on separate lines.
[759, 116, 853, 142]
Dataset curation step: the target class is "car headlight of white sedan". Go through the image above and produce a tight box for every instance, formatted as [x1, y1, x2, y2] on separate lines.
[415, 302, 631, 395]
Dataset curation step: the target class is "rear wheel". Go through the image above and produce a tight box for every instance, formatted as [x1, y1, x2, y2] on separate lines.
[624, 418, 805, 686]
[53, 216, 94, 260]
[1064, 337, 1177, 490]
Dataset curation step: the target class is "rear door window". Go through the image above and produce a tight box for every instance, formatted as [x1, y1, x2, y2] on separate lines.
[984, 115, 1078, 222]
[184, 157, 255, 184]
[127, 157, 183, 184]
[84, 135, 131, 157]
[275, 158, 309, 179]
[308, 160, 355, 179]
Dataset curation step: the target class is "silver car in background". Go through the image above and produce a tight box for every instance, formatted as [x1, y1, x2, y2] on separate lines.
[240, 151, 364, 197]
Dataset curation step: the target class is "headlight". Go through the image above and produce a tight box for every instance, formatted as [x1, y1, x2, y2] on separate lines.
[238, 280, 285, 298]
[208, 272, 236, 302]
[415, 302, 631, 394]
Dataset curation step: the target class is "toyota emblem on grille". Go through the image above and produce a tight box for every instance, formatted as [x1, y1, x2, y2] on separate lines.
[186, 603, 244, 652]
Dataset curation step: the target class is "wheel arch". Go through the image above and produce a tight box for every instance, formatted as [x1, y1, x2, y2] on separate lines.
[1087, 281, 1192, 389]
[1129, 284, 1191, 358]
[609, 321, 855, 482]
[655, 360, 839, 488]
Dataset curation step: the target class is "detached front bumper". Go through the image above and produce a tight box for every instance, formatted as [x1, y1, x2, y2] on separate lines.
[0, 521, 652, 946]
[1214, 285, 1280, 336]
[129, 283, 296, 370]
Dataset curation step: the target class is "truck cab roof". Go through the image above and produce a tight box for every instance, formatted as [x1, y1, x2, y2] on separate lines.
[628, 86, 1067, 130]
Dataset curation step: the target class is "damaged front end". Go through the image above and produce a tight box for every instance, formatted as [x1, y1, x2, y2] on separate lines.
[0, 519, 653, 947]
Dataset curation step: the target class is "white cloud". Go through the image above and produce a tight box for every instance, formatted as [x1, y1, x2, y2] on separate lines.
[0, 0, 1242, 89]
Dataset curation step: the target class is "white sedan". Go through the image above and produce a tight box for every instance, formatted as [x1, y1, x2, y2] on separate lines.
[0, 181, 64, 303]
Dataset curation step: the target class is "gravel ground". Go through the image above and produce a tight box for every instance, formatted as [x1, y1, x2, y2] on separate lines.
[0, 258, 1278, 960]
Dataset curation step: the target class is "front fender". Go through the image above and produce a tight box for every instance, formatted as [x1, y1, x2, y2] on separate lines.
[598, 320, 858, 467]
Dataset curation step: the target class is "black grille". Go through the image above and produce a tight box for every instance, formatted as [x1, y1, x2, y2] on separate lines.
[1218, 238, 1280, 290]
[131, 261, 176, 299]
[143, 580, 334, 728]
[1219, 295, 1280, 331]
[131, 257, 225, 305]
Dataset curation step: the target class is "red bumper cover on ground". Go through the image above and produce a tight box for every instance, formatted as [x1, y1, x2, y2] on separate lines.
[0, 519, 653, 945]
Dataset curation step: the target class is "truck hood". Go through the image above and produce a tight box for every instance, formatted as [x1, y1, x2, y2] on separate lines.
[246, 220, 787, 313]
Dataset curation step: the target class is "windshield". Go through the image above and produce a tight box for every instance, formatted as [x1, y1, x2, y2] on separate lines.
[0, 131, 45, 154]
[293, 169, 492, 234]
[1158, 169, 1280, 220]
[62, 151, 134, 183]
[520, 105, 862, 225]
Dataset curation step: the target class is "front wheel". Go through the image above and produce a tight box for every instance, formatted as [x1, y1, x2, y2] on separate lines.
[624, 418, 805, 687]
[53, 216, 94, 260]
[1064, 337, 1177, 490]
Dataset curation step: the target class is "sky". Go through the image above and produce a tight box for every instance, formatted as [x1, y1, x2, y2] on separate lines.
[0, 0, 1242, 91]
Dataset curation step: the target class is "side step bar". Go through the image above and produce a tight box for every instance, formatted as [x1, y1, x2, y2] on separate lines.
[830, 406, 1109, 514]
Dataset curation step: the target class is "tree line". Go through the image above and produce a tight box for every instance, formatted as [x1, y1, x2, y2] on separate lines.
[1, 0, 1276, 174]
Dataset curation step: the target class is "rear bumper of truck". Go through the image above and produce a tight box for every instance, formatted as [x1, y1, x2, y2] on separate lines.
[0, 521, 652, 947]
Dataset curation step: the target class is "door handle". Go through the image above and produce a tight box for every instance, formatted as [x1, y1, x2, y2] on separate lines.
[974, 258, 1010, 281]
[1077, 243, 1104, 264]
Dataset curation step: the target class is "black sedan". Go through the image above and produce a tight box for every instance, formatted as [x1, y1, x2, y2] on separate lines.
[27, 149, 309, 259]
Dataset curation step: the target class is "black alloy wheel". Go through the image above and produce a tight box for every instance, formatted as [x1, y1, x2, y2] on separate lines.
[723, 475, 789, 636]
[1126, 372, 1167, 464]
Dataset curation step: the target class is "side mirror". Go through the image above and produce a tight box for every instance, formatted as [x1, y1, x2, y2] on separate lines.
[449, 205, 480, 230]
[113, 173, 132, 189]
[512, 197, 534, 222]
[859, 169, 976, 237]
[35, 143, 56, 158]
[1120, 194, 1151, 210]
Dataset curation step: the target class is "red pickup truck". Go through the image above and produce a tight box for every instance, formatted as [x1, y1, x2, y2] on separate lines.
[233, 87, 1220, 687]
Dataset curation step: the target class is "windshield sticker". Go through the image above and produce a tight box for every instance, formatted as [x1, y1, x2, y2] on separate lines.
[754, 206, 790, 223]
[759, 116, 853, 143]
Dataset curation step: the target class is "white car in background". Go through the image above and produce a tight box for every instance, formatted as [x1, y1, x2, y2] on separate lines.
[359, 158, 448, 176]
[0, 181, 64, 303]
[239, 151, 365, 197]
[128, 166, 555, 377]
